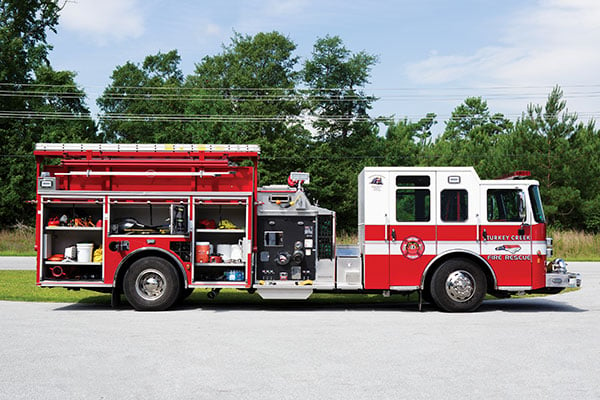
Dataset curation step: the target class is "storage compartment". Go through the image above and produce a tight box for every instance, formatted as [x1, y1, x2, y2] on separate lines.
[109, 199, 188, 236]
[193, 265, 245, 282]
[192, 199, 248, 283]
[44, 201, 103, 228]
[41, 198, 104, 281]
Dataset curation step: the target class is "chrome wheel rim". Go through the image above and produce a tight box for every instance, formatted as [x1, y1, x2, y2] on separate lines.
[445, 270, 476, 302]
[135, 268, 166, 301]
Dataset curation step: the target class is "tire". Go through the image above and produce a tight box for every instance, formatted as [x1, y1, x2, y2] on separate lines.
[123, 257, 181, 311]
[430, 258, 487, 312]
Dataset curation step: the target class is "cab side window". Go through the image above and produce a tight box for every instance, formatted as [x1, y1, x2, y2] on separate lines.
[441, 190, 468, 222]
[487, 189, 521, 222]
[396, 176, 430, 222]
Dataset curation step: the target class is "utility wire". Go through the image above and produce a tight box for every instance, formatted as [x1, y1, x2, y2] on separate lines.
[0, 110, 595, 122]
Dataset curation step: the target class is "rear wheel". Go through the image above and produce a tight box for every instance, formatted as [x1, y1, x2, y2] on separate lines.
[430, 258, 486, 312]
[123, 257, 181, 311]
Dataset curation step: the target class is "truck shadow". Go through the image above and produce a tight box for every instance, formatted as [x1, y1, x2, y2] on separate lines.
[52, 294, 586, 313]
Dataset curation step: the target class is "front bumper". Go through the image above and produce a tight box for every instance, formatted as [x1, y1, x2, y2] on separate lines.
[546, 258, 582, 288]
[546, 272, 582, 288]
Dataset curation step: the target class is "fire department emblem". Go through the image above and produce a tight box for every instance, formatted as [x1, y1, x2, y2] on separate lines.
[401, 236, 425, 260]
[495, 245, 522, 254]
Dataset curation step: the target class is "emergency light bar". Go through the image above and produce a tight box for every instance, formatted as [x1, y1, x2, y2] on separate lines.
[500, 170, 532, 180]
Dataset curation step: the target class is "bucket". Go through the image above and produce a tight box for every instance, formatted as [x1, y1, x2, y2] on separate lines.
[77, 243, 94, 263]
[195, 242, 211, 263]
[216, 244, 232, 263]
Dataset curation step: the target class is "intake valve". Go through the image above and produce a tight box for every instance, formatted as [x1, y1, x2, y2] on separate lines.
[276, 252, 291, 266]
[292, 241, 304, 263]
[292, 250, 304, 264]
[50, 265, 65, 278]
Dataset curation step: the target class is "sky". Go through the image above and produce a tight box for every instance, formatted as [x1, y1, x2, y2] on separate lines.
[48, 0, 600, 132]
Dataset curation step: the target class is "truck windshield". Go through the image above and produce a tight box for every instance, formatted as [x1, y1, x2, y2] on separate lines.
[528, 185, 545, 223]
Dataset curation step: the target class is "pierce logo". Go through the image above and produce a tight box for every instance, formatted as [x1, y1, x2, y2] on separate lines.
[370, 176, 383, 185]
[368, 175, 384, 192]
[401, 236, 425, 260]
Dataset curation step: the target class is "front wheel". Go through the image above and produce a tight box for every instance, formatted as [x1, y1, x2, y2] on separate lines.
[430, 258, 487, 312]
[123, 257, 181, 311]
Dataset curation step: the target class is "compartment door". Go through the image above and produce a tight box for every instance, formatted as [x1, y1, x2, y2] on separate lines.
[388, 172, 436, 288]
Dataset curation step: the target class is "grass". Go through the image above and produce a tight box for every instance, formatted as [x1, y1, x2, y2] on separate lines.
[550, 229, 600, 261]
[336, 230, 358, 245]
[0, 270, 419, 307]
[0, 225, 36, 256]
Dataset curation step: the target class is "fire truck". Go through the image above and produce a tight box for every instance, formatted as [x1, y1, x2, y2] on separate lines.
[34, 143, 580, 312]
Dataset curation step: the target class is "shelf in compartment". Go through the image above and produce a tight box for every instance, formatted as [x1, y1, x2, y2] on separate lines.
[194, 263, 245, 267]
[195, 229, 245, 234]
[45, 226, 102, 231]
[45, 261, 102, 266]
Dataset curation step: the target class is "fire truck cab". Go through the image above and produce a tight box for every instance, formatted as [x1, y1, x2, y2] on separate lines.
[34, 143, 580, 312]
[358, 167, 579, 311]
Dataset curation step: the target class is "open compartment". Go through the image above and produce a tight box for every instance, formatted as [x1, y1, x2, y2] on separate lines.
[108, 198, 189, 236]
[41, 198, 104, 281]
[192, 198, 249, 283]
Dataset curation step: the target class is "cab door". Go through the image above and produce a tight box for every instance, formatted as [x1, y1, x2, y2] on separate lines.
[480, 186, 532, 288]
[388, 172, 436, 288]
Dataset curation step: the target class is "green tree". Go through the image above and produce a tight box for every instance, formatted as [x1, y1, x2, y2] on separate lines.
[383, 113, 436, 166]
[303, 35, 378, 141]
[429, 97, 512, 178]
[504, 86, 586, 227]
[0, 0, 96, 225]
[97, 50, 186, 143]
[188, 32, 309, 185]
[302, 36, 380, 231]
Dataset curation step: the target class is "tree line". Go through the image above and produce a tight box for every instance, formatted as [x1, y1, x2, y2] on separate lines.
[2, 0, 600, 232]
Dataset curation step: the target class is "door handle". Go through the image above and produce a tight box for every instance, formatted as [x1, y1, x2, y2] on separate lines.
[391, 228, 396, 242]
[482, 229, 488, 241]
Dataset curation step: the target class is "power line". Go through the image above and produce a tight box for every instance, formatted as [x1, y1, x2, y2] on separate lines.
[0, 110, 595, 123]
[3, 82, 600, 91]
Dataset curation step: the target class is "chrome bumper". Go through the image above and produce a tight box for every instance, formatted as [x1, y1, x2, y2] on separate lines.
[546, 272, 582, 288]
[546, 259, 582, 288]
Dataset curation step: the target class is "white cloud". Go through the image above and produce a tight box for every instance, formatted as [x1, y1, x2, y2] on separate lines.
[406, 0, 600, 91]
[59, 0, 144, 44]
[201, 23, 222, 37]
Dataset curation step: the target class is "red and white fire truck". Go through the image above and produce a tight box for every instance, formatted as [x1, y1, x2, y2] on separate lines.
[34, 143, 580, 312]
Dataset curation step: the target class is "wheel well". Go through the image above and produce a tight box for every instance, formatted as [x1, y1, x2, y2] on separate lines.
[422, 252, 496, 293]
[114, 250, 187, 292]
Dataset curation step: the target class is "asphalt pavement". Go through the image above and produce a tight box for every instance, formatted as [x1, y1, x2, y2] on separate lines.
[0, 256, 35, 270]
[0, 262, 598, 399]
